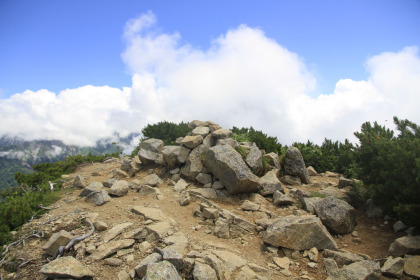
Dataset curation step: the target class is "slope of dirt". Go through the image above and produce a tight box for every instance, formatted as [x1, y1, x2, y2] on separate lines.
[0, 158, 407, 280]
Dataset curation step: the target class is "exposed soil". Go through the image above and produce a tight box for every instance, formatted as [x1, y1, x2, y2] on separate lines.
[0, 158, 409, 280]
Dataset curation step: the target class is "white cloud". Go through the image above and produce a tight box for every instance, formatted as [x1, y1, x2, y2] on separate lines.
[1, 12, 419, 147]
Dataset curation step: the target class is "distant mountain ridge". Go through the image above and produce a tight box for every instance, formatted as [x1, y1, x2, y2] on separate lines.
[0, 133, 141, 189]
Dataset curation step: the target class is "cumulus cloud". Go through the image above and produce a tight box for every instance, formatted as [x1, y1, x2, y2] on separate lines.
[1, 11, 419, 147]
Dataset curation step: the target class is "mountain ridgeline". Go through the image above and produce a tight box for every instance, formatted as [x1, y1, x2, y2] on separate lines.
[0, 134, 140, 189]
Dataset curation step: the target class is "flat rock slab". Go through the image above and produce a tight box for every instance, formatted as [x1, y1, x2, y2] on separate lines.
[189, 188, 218, 199]
[146, 222, 172, 239]
[40, 256, 94, 279]
[263, 215, 338, 251]
[404, 255, 420, 278]
[103, 222, 133, 243]
[131, 206, 167, 222]
[91, 239, 135, 261]
[42, 230, 74, 256]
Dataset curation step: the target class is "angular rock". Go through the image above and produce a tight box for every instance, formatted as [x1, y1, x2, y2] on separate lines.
[284, 147, 310, 184]
[215, 138, 237, 148]
[306, 166, 318, 176]
[177, 146, 191, 164]
[189, 120, 209, 129]
[189, 188, 218, 199]
[203, 208, 219, 220]
[103, 222, 133, 243]
[146, 222, 172, 239]
[338, 176, 353, 188]
[105, 257, 123, 266]
[263, 215, 338, 250]
[72, 174, 86, 188]
[162, 146, 181, 167]
[404, 255, 420, 278]
[381, 257, 404, 278]
[273, 256, 290, 270]
[91, 239, 135, 260]
[193, 262, 218, 280]
[203, 145, 259, 194]
[393, 220, 407, 233]
[108, 180, 129, 197]
[192, 126, 210, 137]
[196, 173, 213, 185]
[273, 191, 294, 206]
[139, 174, 162, 188]
[204, 250, 247, 280]
[324, 249, 366, 267]
[138, 138, 164, 164]
[157, 248, 185, 272]
[121, 160, 140, 177]
[131, 206, 167, 222]
[108, 168, 129, 179]
[389, 236, 420, 257]
[212, 181, 224, 190]
[40, 256, 94, 279]
[179, 193, 191, 206]
[301, 197, 322, 214]
[85, 189, 111, 206]
[314, 196, 357, 234]
[174, 178, 190, 192]
[211, 129, 232, 139]
[263, 152, 280, 170]
[259, 170, 284, 196]
[182, 135, 204, 149]
[181, 145, 207, 181]
[103, 178, 117, 188]
[42, 230, 74, 256]
[245, 144, 263, 176]
[79, 181, 103, 197]
[138, 185, 158, 196]
[134, 252, 162, 278]
[143, 260, 182, 280]
[325, 259, 381, 280]
[280, 175, 302, 186]
[241, 200, 260, 211]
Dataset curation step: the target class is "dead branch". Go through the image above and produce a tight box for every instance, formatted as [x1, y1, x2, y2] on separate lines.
[38, 204, 61, 210]
[39, 216, 59, 225]
[53, 220, 95, 259]
[18, 258, 36, 268]
[0, 230, 44, 265]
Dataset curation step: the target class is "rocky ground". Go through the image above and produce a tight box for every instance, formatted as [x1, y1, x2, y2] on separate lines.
[1, 121, 419, 280]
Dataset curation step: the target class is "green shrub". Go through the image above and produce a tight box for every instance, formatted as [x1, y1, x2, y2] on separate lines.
[235, 146, 249, 161]
[231, 126, 283, 154]
[141, 121, 191, 145]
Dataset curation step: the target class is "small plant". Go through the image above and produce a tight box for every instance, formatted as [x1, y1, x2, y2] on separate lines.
[235, 146, 249, 161]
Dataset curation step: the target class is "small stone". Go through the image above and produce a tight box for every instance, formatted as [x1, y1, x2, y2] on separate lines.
[308, 247, 319, 262]
[351, 231, 358, 237]
[105, 257, 123, 266]
[308, 262, 317, 268]
[393, 220, 407, 233]
[273, 257, 291, 270]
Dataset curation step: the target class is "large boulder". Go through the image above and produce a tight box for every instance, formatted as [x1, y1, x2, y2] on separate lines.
[138, 138, 164, 164]
[181, 135, 203, 149]
[404, 255, 420, 278]
[108, 180, 129, 197]
[143, 260, 182, 280]
[181, 145, 207, 181]
[192, 126, 210, 137]
[284, 147, 311, 184]
[258, 170, 284, 196]
[189, 120, 209, 129]
[211, 129, 232, 139]
[314, 196, 357, 234]
[245, 144, 263, 176]
[203, 145, 260, 194]
[389, 236, 420, 257]
[161, 146, 181, 167]
[324, 258, 381, 280]
[263, 215, 338, 251]
[40, 256, 94, 279]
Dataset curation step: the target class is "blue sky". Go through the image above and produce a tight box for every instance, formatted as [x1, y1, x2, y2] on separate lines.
[0, 0, 419, 146]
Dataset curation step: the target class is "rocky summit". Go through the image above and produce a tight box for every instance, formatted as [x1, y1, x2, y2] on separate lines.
[0, 120, 419, 280]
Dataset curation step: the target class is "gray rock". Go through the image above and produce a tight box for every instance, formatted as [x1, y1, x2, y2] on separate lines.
[263, 152, 280, 170]
[280, 175, 302, 186]
[215, 138, 237, 148]
[42, 230, 74, 256]
[301, 197, 322, 214]
[131, 206, 168, 222]
[245, 144, 263, 176]
[381, 256, 404, 278]
[307, 166, 318, 176]
[189, 120, 209, 129]
[182, 135, 204, 149]
[324, 249, 367, 267]
[138, 185, 158, 196]
[177, 146, 191, 164]
[121, 159, 141, 177]
[338, 177, 353, 188]
[212, 181, 224, 190]
[273, 191, 294, 206]
[103, 222, 133, 243]
[146, 222, 172, 240]
[241, 200, 260, 211]
[189, 188, 218, 199]
[108, 168, 129, 179]
[284, 147, 310, 184]
[79, 181, 103, 197]
[203, 250, 247, 280]
[325, 259, 381, 280]
[139, 174, 162, 188]
[138, 138, 164, 164]
[192, 126, 210, 137]
[203, 145, 259, 195]
[263, 215, 338, 250]
[389, 236, 420, 257]
[193, 262, 218, 280]
[105, 257, 123, 266]
[108, 180, 129, 197]
[181, 145, 207, 181]
[72, 174, 86, 188]
[134, 252, 162, 278]
[203, 208, 219, 220]
[162, 146, 181, 167]
[393, 220, 407, 233]
[103, 178, 117, 188]
[40, 256, 94, 279]
[174, 178, 190, 192]
[195, 173, 212, 186]
[143, 260, 182, 280]
[91, 239, 135, 260]
[170, 168, 180, 175]
[85, 189, 111, 206]
[314, 196, 357, 234]
[179, 193, 191, 206]
[211, 129, 232, 139]
[157, 248, 186, 272]
[365, 199, 383, 218]
[404, 255, 420, 278]
[203, 134, 218, 148]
